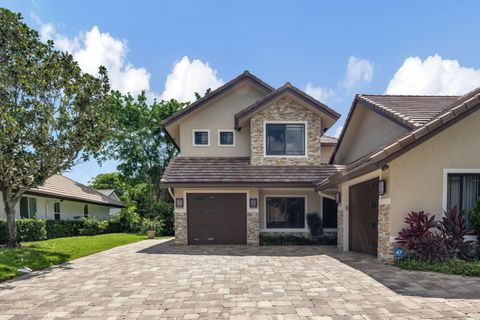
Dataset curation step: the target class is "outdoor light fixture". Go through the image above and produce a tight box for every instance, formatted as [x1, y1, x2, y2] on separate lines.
[378, 180, 386, 195]
[249, 198, 258, 208]
[335, 192, 341, 204]
[175, 198, 184, 208]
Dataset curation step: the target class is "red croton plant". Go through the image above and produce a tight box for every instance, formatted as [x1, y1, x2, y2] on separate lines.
[396, 207, 475, 262]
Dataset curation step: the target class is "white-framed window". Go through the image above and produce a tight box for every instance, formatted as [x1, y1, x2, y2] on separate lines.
[264, 121, 307, 157]
[443, 169, 480, 228]
[218, 130, 235, 146]
[265, 196, 307, 230]
[54, 202, 61, 220]
[20, 196, 37, 219]
[192, 129, 210, 146]
[84, 205, 89, 218]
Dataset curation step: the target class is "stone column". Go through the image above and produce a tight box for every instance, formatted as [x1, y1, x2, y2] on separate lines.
[174, 211, 187, 245]
[247, 211, 259, 245]
[337, 204, 344, 250]
[377, 198, 394, 263]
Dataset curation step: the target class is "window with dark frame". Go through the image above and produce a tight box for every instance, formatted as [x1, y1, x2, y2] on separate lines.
[20, 196, 37, 219]
[84, 205, 89, 218]
[266, 197, 305, 229]
[194, 130, 209, 145]
[447, 173, 480, 228]
[219, 131, 234, 145]
[265, 123, 305, 155]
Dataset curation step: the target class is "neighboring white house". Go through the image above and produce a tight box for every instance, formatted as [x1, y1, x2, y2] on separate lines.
[0, 175, 125, 221]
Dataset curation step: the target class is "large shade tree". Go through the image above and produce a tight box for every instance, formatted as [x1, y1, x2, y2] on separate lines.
[0, 9, 113, 246]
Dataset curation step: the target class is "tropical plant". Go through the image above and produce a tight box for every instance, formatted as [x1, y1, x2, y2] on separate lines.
[439, 206, 475, 260]
[468, 198, 480, 234]
[307, 213, 323, 240]
[396, 211, 448, 262]
[0, 8, 112, 246]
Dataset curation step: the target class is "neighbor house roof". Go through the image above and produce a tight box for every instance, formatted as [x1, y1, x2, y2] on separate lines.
[161, 157, 343, 187]
[160, 71, 274, 128]
[26, 175, 125, 208]
[329, 94, 462, 164]
[95, 189, 116, 197]
[317, 88, 480, 191]
[234, 82, 340, 130]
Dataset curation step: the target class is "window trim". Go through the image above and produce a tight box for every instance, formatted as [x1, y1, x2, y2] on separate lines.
[20, 196, 37, 219]
[442, 168, 480, 213]
[262, 195, 308, 232]
[218, 129, 235, 147]
[263, 121, 308, 158]
[192, 129, 210, 147]
[84, 204, 89, 218]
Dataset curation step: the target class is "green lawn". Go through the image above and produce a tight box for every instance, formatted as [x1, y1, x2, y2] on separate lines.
[0, 233, 151, 282]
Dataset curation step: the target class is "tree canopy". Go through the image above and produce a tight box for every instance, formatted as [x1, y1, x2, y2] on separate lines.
[0, 8, 113, 246]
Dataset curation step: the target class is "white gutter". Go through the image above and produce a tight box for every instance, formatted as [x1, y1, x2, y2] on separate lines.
[167, 188, 175, 200]
[317, 191, 335, 200]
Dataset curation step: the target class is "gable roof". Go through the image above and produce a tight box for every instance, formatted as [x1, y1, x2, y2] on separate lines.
[161, 157, 343, 187]
[160, 71, 274, 128]
[329, 94, 461, 164]
[26, 175, 125, 208]
[234, 82, 340, 130]
[96, 189, 116, 197]
[317, 88, 480, 190]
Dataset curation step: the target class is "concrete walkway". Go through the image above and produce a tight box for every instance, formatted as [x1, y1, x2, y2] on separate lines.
[1, 239, 480, 319]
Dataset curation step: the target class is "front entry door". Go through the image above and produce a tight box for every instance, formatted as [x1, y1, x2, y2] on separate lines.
[348, 178, 379, 256]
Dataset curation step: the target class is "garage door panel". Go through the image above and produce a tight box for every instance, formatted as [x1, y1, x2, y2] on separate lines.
[187, 193, 247, 245]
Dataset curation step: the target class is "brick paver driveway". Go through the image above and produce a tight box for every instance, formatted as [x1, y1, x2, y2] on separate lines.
[1, 239, 480, 319]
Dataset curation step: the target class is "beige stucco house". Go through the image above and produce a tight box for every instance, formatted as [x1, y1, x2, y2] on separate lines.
[161, 71, 342, 245]
[316, 89, 480, 262]
[0, 175, 125, 221]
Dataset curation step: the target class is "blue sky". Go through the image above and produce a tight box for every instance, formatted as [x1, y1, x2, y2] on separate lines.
[4, 1, 480, 184]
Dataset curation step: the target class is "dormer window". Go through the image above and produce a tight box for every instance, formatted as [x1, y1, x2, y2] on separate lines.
[265, 122, 306, 156]
[193, 129, 210, 146]
[218, 130, 235, 146]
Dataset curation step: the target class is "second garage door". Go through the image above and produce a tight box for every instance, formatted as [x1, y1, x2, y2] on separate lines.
[187, 193, 247, 244]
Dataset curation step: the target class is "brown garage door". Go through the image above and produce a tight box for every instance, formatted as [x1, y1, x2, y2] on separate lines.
[348, 178, 379, 256]
[187, 193, 247, 244]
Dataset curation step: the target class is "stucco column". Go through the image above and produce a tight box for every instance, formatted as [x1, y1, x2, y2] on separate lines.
[174, 210, 187, 245]
[377, 197, 394, 263]
[247, 211, 259, 245]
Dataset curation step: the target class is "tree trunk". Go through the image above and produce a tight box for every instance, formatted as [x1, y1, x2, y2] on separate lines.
[2, 189, 18, 247]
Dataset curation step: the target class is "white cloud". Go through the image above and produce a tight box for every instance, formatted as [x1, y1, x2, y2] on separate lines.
[161, 56, 224, 102]
[305, 82, 334, 102]
[343, 56, 374, 90]
[386, 55, 480, 95]
[305, 56, 374, 102]
[334, 125, 344, 138]
[40, 24, 151, 96]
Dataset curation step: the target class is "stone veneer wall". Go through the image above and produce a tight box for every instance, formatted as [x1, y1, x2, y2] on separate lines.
[250, 96, 322, 166]
[247, 211, 259, 245]
[377, 201, 394, 263]
[174, 211, 187, 245]
[337, 205, 344, 250]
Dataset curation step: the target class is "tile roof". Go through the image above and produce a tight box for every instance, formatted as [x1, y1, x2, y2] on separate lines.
[358, 94, 460, 127]
[317, 88, 480, 190]
[96, 189, 116, 197]
[161, 157, 343, 187]
[320, 135, 337, 145]
[26, 175, 125, 208]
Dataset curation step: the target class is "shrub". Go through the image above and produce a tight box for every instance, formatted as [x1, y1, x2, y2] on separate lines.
[79, 217, 108, 236]
[439, 206, 475, 260]
[307, 213, 323, 239]
[396, 211, 447, 262]
[469, 198, 480, 234]
[400, 258, 480, 277]
[0, 220, 7, 244]
[260, 234, 337, 246]
[151, 202, 174, 236]
[108, 206, 142, 233]
[46, 220, 84, 239]
[16, 219, 47, 242]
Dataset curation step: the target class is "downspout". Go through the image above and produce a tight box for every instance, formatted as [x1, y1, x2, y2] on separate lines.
[167, 188, 175, 201]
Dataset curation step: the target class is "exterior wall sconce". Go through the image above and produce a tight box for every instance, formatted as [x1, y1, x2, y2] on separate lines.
[175, 198, 184, 208]
[335, 192, 341, 204]
[249, 198, 258, 208]
[378, 180, 386, 195]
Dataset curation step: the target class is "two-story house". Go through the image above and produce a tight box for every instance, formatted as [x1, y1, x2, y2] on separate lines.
[160, 71, 342, 245]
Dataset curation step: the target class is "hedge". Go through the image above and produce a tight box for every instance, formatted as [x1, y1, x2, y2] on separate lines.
[46, 220, 84, 239]
[15, 219, 47, 242]
[259, 234, 337, 246]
